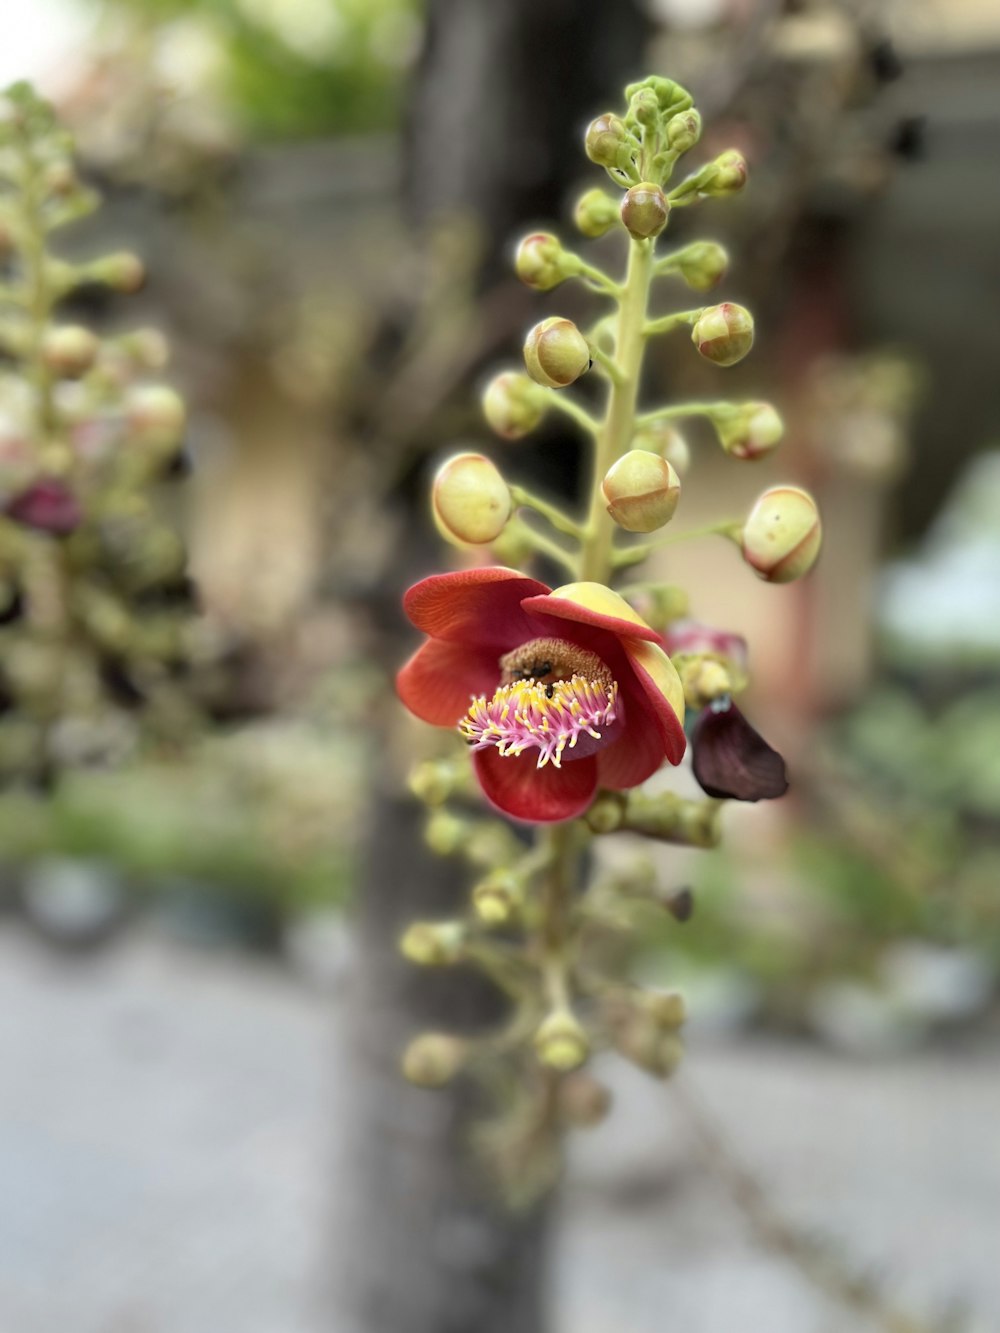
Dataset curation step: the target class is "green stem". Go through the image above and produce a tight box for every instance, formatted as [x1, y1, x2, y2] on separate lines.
[636, 401, 725, 428]
[545, 392, 600, 438]
[643, 307, 704, 339]
[539, 822, 577, 1012]
[509, 485, 583, 540]
[612, 518, 742, 569]
[580, 237, 655, 582]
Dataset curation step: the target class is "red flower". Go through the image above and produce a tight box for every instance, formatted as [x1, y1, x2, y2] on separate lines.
[397, 567, 686, 823]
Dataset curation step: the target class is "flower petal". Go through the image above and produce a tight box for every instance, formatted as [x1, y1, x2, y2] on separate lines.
[404, 568, 550, 646]
[621, 639, 687, 764]
[596, 688, 670, 789]
[521, 581, 661, 643]
[473, 748, 598, 822]
[691, 698, 788, 801]
[397, 638, 500, 727]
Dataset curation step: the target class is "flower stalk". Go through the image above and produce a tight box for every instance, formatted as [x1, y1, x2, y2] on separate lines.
[396, 74, 823, 1202]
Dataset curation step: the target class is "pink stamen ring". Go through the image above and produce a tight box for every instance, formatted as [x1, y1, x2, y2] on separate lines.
[460, 675, 619, 769]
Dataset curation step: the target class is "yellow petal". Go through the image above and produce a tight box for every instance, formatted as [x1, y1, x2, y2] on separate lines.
[549, 581, 652, 630]
[623, 638, 686, 727]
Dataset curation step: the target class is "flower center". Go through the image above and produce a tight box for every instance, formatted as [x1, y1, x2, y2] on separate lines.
[460, 638, 619, 769]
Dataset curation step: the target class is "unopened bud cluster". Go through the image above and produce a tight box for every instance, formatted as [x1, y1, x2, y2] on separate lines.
[0, 82, 209, 786]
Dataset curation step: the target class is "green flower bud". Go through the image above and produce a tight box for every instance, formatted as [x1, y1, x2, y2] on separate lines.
[666, 109, 702, 153]
[584, 113, 630, 169]
[714, 401, 784, 460]
[676, 241, 728, 292]
[41, 325, 99, 378]
[472, 868, 523, 925]
[557, 1072, 612, 1128]
[742, 485, 822, 583]
[523, 317, 591, 389]
[618, 582, 689, 631]
[602, 449, 680, 533]
[126, 385, 186, 450]
[620, 182, 670, 240]
[87, 251, 146, 293]
[678, 657, 733, 709]
[646, 990, 687, 1030]
[402, 1032, 467, 1088]
[535, 1010, 589, 1072]
[424, 807, 472, 855]
[631, 421, 691, 475]
[407, 759, 463, 806]
[611, 1007, 684, 1078]
[515, 232, 569, 291]
[482, 372, 547, 440]
[399, 921, 465, 967]
[629, 88, 659, 126]
[432, 452, 511, 544]
[573, 187, 619, 238]
[584, 791, 625, 834]
[710, 148, 748, 194]
[691, 303, 754, 367]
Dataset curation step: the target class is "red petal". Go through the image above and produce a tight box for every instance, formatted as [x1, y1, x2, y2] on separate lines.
[404, 568, 550, 646]
[522, 587, 661, 644]
[396, 639, 500, 727]
[473, 748, 598, 822]
[597, 688, 670, 789]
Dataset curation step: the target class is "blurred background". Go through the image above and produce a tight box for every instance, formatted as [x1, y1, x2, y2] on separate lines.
[1, 1, 999, 1331]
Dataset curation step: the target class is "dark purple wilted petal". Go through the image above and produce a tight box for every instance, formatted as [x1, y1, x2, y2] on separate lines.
[6, 480, 82, 536]
[691, 697, 788, 802]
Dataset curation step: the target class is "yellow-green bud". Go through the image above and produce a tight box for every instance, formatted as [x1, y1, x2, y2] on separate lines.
[691, 303, 754, 367]
[715, 402, 784, 460]
[402, 1033, 466, 1088]
[632, 421, 691, 475]
[612, 1009, 684, 1078]
[88, 251, 146, 293]
[432, 452, 511, 544]
[523, 317, 591, 389]
[620, 182, 670, 240]
[534, 1010, 589, 1072]
[515, 232, 570, 291]
[742, 485, 822, 583]
[666, 109, 702, 153]
[646, 990, 687, 1030]
[424, 807, 472, 855]
[482, 372, 547, 440]
[602, 449, 680, 533]
[41, 325, 99, 378]
[472, 868, 523, 925]
[676, 241, 728, 292]
[126, 385, 186, 450]
[399, 921, 465, 967]
[408, 759, 463, 806]
[557, 1072, 612, 1128]
[573, 187, 619, 238]
[679, 657, 733, 709]
[584, 113, 630, 169]
[618, 582, 689, 631]
[584, 791, 625, 834]
[708, 148, 748, 195]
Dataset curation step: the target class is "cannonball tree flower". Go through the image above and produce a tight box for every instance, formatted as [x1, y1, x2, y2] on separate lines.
[663, 619, 787, 803]
[397, 567, 686, 822]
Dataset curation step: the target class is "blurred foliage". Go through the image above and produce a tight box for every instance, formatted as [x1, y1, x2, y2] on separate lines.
[0, 718, 362, 910]
[93, 0, 423, 138]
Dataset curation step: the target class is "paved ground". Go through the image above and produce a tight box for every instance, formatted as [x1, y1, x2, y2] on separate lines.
[1, 924, 998, 1333]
